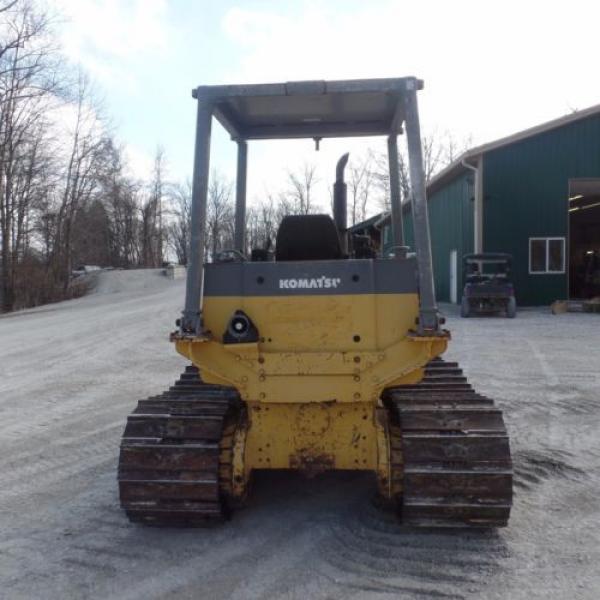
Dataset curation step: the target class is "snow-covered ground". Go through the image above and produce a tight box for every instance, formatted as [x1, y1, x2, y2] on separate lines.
[0, 270, 599, 599]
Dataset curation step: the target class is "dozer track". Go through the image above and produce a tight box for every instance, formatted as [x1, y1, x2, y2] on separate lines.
[118, 366, 240, 526]
[119, 360, 511, 528]
[384, 358, 513, 527]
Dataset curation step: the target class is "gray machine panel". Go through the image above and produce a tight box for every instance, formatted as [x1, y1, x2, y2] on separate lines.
[203, 258, 418, 297]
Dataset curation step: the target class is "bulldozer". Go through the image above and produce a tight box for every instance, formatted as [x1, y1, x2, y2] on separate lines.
[118, 77, 513, 527]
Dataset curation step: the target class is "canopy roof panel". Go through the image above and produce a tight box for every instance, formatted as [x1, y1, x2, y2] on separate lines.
[193, 77, 422, 140]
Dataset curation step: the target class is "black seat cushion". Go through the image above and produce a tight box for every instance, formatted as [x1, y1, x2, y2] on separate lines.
[275, 214, 342, 261]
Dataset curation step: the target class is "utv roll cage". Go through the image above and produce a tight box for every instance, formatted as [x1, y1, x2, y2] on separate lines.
[463, 253, 512, 283]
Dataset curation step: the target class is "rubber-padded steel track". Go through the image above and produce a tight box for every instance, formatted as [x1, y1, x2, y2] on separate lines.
[118, 366, 240, 526]
[384, 358, 513, 527]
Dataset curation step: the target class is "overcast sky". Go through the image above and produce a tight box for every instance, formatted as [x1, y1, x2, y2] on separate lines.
[54, 0, 600, 214]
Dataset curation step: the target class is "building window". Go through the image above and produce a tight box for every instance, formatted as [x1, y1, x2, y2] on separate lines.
[529, 237, 565, 274]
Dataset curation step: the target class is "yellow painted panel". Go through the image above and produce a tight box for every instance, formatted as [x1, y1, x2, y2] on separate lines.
[244, 401, 379, 471]
[174, 293, 448, 404]
[201, 293, 419, 352]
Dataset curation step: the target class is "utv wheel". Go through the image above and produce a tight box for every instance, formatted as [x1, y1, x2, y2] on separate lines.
[507, 297, 517, 318]
[460, 297, 470, 318]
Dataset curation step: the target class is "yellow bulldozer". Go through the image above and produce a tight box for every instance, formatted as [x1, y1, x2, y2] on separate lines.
[118, 77, 513, 527]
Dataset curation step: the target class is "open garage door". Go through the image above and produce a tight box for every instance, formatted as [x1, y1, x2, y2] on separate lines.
[569, 179, 600, 299]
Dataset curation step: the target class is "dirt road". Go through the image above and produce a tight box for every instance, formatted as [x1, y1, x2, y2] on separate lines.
[1, 270, 598, 599]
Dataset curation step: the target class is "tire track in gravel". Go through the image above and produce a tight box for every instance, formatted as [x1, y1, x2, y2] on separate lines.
[0, 415, 124, 471]
[0, 297, 162, 381]
[315, 498, 508, 600]
[0, 423, 121, 509]
[513, 447, 588, 491]
[0, 358, 167, 448]
[0, 342, 180, 436]
[0, 396, 129, 453]
[0, 285, 182, 430]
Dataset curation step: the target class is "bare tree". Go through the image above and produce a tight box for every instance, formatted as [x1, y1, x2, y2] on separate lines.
[286, 162, 318, 214]
[52, 71, 108, 289]
[90, 136, 140, 267]
[140, 146, 166, 267]
[71, 198, 110, 266]
[0, 2, 181, 311]
[421, 133, 446, 183]
[246, 194, 281, 254]
[348, 151, 376, 225]
[372, 131, 472, 214]
[371, 150, 410, 213]
[0, 0, 61, 310]
[442, 130, 473, 164]
[168, 179, 191, 265]
[0, 2, 19, 16]
[205, 170, 234, 260]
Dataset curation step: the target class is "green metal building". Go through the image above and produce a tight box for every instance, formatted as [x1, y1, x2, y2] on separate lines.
[354, 105, 600, 306]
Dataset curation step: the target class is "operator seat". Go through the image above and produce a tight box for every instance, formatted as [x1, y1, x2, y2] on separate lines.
[275, 214, 343, 261]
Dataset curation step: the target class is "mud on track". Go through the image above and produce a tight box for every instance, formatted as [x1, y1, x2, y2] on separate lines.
[0, 270, 599, 599]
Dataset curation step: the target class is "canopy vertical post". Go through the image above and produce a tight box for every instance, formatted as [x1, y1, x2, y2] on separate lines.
[234, 140, 248, 253]
[181, 96, 214, 335]
[387, 134, 404, 250]
[403, 85, 440, 333]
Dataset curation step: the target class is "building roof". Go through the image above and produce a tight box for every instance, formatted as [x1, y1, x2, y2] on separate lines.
[428, 101, 600, 194]
[348, 212, 390, 233]
[346, 101, 600, 233]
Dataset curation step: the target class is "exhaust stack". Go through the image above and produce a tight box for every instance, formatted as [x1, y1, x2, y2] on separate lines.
[333, 152, 350, 254]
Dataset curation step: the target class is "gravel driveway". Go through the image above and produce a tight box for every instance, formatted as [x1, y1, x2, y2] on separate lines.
[1, 270, 598, 599]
